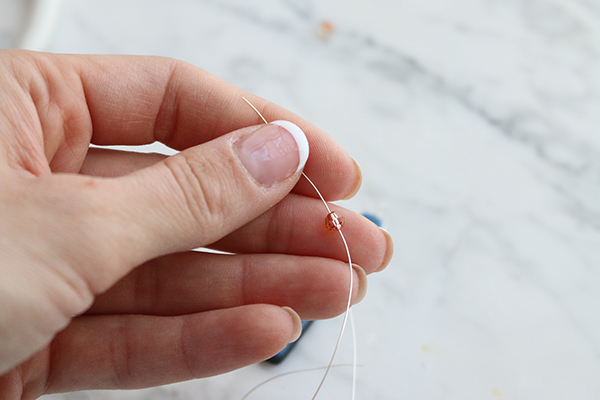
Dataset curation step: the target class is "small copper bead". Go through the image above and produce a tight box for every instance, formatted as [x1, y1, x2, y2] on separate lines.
[325, 211, 345, 231]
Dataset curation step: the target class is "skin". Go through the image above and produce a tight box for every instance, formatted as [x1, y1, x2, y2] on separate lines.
[0, 50, 392, 400]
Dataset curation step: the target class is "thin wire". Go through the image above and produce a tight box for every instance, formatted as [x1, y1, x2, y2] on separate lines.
[350, 310, 357, 399]
[240, 364, 360, 400]
[301, 172, 332, 214]
[241, 96, 356, 400]
[302, 174, 354, 400]
[242, 96, 268, 124]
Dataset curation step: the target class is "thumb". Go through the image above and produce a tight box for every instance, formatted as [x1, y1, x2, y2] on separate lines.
[109, 121, 309, 263]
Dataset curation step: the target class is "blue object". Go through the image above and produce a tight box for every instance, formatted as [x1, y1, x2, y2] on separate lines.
[362, 212, 383, 227]
[266, 321, 313, 364]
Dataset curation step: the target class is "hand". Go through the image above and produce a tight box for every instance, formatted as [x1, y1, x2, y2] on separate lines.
[0, 50, 392, 399]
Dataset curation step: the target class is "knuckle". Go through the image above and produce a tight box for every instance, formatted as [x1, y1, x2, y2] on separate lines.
[133, 264, 162, 314]
[177, 317, 199, 377]
[108, 318, 133, 387]
[266, 202, 296, 253]
[162, 153, 226, 231]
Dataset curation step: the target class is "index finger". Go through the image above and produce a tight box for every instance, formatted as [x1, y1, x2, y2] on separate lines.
[54, 53, 360, 200]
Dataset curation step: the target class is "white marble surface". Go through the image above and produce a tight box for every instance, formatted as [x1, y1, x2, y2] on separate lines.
[3, 0, 600, 399]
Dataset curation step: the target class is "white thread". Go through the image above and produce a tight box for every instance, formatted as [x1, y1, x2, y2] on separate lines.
[350, 310, 357, 399]
[241, 96, 357, 400]
[242, 96, 268, 125]
[240, 364, 360, 400]
[302, 173, 354, 400]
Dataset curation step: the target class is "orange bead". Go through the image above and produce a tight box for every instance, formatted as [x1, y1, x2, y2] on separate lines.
[325, 211, 345, 231]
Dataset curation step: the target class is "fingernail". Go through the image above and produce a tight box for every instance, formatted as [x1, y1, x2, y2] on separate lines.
[376, 228, 394, 272]
[352, 263, 368, 305]
[281, 306, 303, 343]
[234, 121, 309, 187]
[342, 158, 363, 200]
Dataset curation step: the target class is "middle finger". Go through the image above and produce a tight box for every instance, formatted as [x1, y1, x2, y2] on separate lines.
[87, 251, 366, 321]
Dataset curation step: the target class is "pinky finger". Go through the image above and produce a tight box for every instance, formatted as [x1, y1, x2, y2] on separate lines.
[41, 305, 300, 394]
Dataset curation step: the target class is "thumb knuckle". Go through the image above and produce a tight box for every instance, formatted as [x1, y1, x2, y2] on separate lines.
[162, 153, 228, 231]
